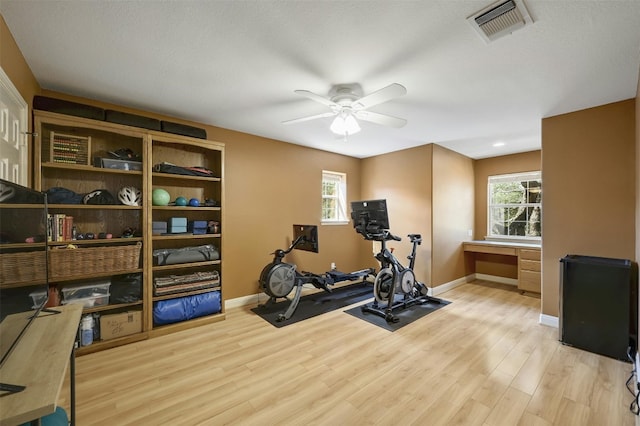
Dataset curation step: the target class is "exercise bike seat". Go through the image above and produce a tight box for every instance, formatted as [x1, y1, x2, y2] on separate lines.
[408, 234, 422, 243]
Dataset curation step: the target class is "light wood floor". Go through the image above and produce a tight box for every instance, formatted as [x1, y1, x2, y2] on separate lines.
[58, 280, 637, 425]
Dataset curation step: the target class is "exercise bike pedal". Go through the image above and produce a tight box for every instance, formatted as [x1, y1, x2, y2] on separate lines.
[386, 314, 400, 323]
[415, 282, 429, 296]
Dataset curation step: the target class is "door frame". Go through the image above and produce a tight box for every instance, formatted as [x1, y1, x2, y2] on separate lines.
[0, 66, 28, 186]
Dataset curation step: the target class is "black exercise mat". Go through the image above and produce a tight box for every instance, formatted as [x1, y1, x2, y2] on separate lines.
[252, 281, 373, 327]
[345, 297, 451, 331]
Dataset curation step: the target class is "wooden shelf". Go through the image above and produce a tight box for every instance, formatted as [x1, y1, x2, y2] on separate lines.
[48, 237, 142, 247]
[152, 234, 219, 241]
[48, 268, 143, 284]
[0, 279, 48, 289]
[151, 206, 220, 211]
[152, 172, 220, 182]
[152, 260, 220, 271]
[79, 300, 143, 314]
[153, 287, 221, 302]
[46, 204, 142, 210]
[76, 331, 148, 356]
[149, 312, 225, 338]
[0, 242, 47, 250]
[0, 203, 46, 209]
[43, 162, 142, 176]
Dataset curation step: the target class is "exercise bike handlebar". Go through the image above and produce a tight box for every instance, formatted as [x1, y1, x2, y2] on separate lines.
[271, 235, 306, 261]
[357, 228, 402, 242]
[387, 231, 402, 241]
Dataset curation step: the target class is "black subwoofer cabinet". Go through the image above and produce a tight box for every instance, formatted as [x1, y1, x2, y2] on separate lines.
[560, 255, 638, 361]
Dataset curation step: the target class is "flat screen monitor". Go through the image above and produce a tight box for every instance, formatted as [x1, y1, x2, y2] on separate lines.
[0, 179, 49, 372]
[350, 199, 390, 233]
[292, 224, 319, 253]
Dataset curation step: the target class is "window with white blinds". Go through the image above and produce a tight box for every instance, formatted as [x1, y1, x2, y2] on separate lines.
[321, 171, 347, 223]
[488, 171, 541, 239]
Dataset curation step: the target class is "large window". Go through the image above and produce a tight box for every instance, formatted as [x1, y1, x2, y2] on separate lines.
[488, 171, 541, 239]
[321, 170, 347, 223]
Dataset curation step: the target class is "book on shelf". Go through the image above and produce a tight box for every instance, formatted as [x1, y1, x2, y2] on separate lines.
[47, 213, 74, 241]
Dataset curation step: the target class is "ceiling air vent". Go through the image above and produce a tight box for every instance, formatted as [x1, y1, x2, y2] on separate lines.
[467, 0, 533, 43]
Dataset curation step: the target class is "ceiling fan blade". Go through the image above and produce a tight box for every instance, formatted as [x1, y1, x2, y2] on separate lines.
[352, 83, 407, 110]
[294, 90, 339, 108]
[282, 111, 336, 125]
[354, 110, 407, 128]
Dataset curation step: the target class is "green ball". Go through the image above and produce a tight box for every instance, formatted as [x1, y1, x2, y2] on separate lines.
[175, 196, 187, 206]
[152, 188, 171, 206]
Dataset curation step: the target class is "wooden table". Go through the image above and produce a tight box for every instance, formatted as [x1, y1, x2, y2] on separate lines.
[0, 304, 82, 426]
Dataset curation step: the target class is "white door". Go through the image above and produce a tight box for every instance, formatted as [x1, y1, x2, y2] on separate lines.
[0, 66, 28, 186]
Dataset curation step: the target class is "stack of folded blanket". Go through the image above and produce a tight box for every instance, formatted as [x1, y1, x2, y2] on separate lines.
[153, 271, 220, 296]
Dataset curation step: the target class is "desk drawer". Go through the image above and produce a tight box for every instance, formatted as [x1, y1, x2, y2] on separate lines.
[520, 259, 541, 272]
[519, 249, 540, 261]
[519, 270, 541, 293]
[463, 243, 517, 256]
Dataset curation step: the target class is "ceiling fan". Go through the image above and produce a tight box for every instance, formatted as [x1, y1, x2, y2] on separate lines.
[282, 83, 407, 137]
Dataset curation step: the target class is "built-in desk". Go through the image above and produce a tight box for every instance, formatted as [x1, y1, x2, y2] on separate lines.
[463, 240, 542, 293]
[0, 304, 82, 426]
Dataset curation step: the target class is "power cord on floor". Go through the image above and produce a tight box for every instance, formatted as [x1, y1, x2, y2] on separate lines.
[626, 346, 639, 415]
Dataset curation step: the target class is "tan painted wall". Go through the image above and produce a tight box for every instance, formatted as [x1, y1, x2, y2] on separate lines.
[473, 151, 541, 240]
[541, 99, 636, 317]
[361, 145, 433, 286]
[432, 145, 474, 286]
[360, 144, 474, 288]
[211, 129, 366, 300]
[0, 15, 39, 106]
[471, 151, 541, 278]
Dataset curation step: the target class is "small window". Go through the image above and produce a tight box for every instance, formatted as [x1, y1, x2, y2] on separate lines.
[322, 171, 347, 223]
[488, 171, 541, 240]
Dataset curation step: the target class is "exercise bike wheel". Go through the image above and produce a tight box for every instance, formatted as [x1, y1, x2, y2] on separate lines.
[373, 268, 394, 303]
[398, 269, 416, 294]
[264, 263, 297, 298]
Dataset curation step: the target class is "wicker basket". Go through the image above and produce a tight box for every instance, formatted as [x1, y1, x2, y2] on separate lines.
[0, 251, 47, 286]
[49, 243, 142, 280]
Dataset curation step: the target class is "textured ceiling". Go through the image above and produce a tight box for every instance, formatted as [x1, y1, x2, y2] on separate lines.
[2, 1, 640, 159]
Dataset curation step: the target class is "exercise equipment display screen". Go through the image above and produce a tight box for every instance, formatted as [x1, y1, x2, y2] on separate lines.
[292, 224, 318, 253]
[350, 199, 390, 231]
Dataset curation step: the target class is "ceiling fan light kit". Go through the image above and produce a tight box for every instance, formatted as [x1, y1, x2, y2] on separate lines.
[330, 111, 361, 136]
[283, 83, 407, 137]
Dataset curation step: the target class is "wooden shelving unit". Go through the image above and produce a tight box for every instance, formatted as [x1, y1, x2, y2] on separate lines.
[30, 110, 225, 354]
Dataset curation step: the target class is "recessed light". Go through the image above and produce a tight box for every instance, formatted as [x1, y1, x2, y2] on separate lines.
[493, 142, 505, 147]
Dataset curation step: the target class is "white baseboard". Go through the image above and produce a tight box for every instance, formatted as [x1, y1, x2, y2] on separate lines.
[475, 273, 518, 286]
[539, 313, 559, 328]
[225, 287, 327, 309]
[225, 293, 263, 309]
[429, 275, 473, 296]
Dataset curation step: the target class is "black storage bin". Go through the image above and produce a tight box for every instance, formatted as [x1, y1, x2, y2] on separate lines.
[160, 121, 207, 139]
[560, 255, 638, 361]
[33, 95, 105, 121]
[105, 110, 161, 131]
[109, 273, 142, 304]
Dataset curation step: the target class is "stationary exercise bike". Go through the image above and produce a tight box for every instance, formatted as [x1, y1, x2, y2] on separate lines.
[258, 224, 375, 321]
[351, 199, 445, 323]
